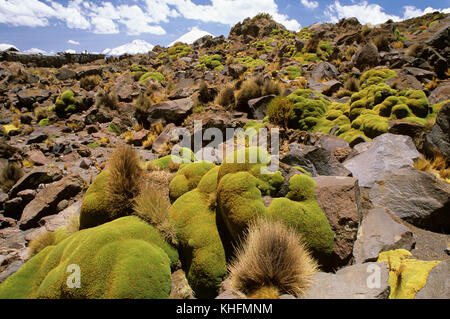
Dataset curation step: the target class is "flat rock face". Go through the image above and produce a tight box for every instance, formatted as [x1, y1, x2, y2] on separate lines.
[353, 208, 415, 264]
[19, 175, 83, 230]
[369, 167, 450, 233]
[424, 102, 450, 159]
[343, 133, 420, 187]
[415, 260, 450, 299]
[302, 262, 390, 299]
[282, 143, 351, 177]
[147, 98, 194, 125]
[313, 176, 361, 266]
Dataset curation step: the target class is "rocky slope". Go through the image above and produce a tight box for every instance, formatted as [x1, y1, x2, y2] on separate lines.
[0, 12, 449, 299]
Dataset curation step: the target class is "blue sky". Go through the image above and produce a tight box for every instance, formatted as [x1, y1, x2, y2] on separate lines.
[0, 0, 449, 54]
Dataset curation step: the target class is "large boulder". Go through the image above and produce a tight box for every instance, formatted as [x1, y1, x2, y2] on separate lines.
[369, 167, 450, 233]
[313, 176, 362, 266]
[302, 262, 390, 299]
[353, 208, 415, 264]
[19, 175, 83, 230]
[352, 43, 380, 71]
[247, 95, 275, 120]
[9, 167, 62, 198]
[281, 143, 351, 177]
[428, 83, 450, 105]
[423, 102, 450, 159]
[16, 89, 51, 108]
[147, 98, 193, 126]
[343, 133, 420, 188]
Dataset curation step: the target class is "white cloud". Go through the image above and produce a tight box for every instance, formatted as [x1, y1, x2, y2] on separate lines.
[67, 40, 80, 45]
[65, 49, 76, 54]
[170, 27, 213, 46]
[50, 0, 90, 30]
[165, 0, 301, 31]
[301, 0, 319, 9]
[90, 16, 119, 34]
[116, 4, 166, 35]
[324, 1, 401, 25]
[325, 1, 450, 25]
[24, 47, 46, 54]
[402, 6, 450, 20]
[0, 0, 55, 27]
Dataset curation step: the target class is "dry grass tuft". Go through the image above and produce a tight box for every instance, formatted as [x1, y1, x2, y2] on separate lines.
[228, 218, 318, 299]
[215, 84, 236, 109]
[0, 160, 23, 192]
[133, 182, 177, 245]
[80, 75, 101, 91]
[105, 145, 142, 219]
[28, 231, 56, 258]
[95, 88, 118, 109]
[406, 42, 426, 57]
[414, 152, 450, 182]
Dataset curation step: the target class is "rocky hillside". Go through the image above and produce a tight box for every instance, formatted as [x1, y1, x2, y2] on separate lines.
[0, 12, 449, 299]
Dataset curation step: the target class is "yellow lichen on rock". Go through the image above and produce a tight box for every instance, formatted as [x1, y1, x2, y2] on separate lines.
[377, 249, 441, 299]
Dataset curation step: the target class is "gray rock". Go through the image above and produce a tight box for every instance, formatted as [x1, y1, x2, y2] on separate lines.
[247, 95, 275, 120]
[0, 260, 23, 283]
[152, 123, 177, 153]
[147, 98, 193, 126]
[424, 102, 450, 159]
[415, 260, 450, 299]
[314, 176, 361, 266]
[311, 62, 338, 80]
[302, 262, 390, 299]
[281, 143, 351, 177]
[55, 67, 76, 80]
[353, 208, 415, 264]
[19, 175, 83, 230]
[9, 167, 62, 198]
[353, 43, 380, 71]
[428, 83, 450, 105]
[17, 88, 51, 108]
[369, 167, 450, 233]
[343, 133, 420, 187]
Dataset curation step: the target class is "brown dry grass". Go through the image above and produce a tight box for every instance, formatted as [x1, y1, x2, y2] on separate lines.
[28, 231, 56, 258]
[215, 84, 235, 108]
[133, 182, 177, 245]
[0, 160, 23, 192]
[414, 152, 450, 182]
[105, 145, 142, 219]
[228, 218, 318, 299]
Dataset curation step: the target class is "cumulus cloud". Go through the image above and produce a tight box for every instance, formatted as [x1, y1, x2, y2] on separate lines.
[165, 0, 301, 31]
[0, 0, 55, 27]
[325, 1, 450, 25]
[67, 40, 80, 45]
[301, 0, 319, 9]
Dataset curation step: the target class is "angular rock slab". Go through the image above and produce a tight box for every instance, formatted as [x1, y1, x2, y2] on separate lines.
[302, 262, 390, 299]
[415, 260, 450, 299]
[19, 175, 83, 230]
[147, 97, 193, 126]
[369, 167, 450, 233]
[281, 143, 351, 177]
[314, 176, 361, 266]
[353, 208, 415, 264]
[424, 102, 450, 159]
[343, 133, 420, 187]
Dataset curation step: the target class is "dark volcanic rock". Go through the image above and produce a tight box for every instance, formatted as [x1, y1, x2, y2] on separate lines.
[424, 102, 450, 159]
[352, 43, 380, 71]
[19, 175, 83, 230]
[147, 98, 194, 126]
[281, 143, 351, 177]
[247, 95, 275, 120]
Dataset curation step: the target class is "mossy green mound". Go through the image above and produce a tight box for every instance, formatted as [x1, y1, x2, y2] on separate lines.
[0, 216, 178, 299]
[55, 90, 78, 117]
[217, 171, 267, 239]
[266, 68, 437, 144]
[169, 161, 216, 201]
[196, 54, 224, 71]
[169, 189, 227, 299]
[79, 169, 110, 229]
[139, 72, 164, 83]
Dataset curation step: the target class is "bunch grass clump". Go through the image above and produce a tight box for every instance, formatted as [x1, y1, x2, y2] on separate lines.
[105, 145, 142, 220]
[228, 218, 318, 299]
[133, 182, 177, 245]
[0, 160, 23, 192]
